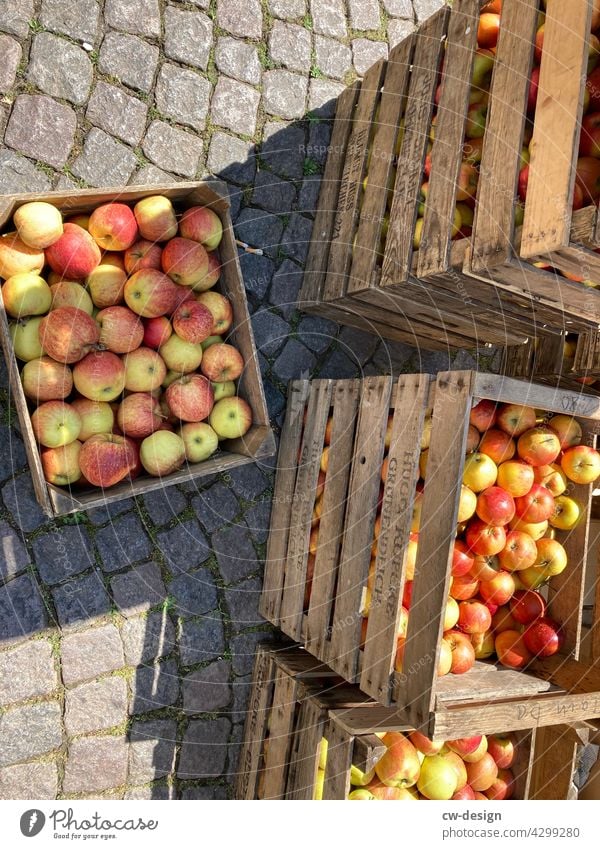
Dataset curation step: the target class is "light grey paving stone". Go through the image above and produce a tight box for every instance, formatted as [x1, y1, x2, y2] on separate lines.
[269, 21, 311, 73]
[164, 6, 212, 71]
[218, 0, 262, 39]
[40, 0, 101, 43]
[352, 38, 389, 76]
[215, 36, 261, 85]
[0, 701, 62, 767]
[308, 78, 345, 117]
[0, 151, 51, 196]
[65, 676, 128, 736]
[383, 0, 413, 16]
[130, 164, 178, 186]
[98, 31, 160, 93]
[155, 64, 211, 132]
[348, 0, 381, 31]
[143, 121, 203, 179]
[104, 0, 161, 37]
[388, 17, 416, 47]
[61, 624, 125, 686]
[414, 0, 445, 23]
[0, 640, 57, 706]
[314, 35, 352, 80]
[71, 128, 138, 187]
[28, 33, 93, 105]
[310, 0, 347, 38]
[206, 132, 256, 184]
[0, 34, 21, 93]
[0, 0, 33, 38]
[0, 761, 57, 800]
[63, 736, 128, 794]
[211, 76, 261, 136]
[5, 95, 76, 169]
[86, 82, 148, 147]
[263, 70, 308, 119]
[121, 610, 176, 665]
[269, 0, 305, 18]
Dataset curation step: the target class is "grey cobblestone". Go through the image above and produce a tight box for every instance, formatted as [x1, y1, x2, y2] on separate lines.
[5, 95, 76, 169]
[52, 571, 111, 628]
[143, 120, 203, 179]
[0, 34, 21, 93]
[314, 35, 352, 80]
[239, 252, 274, 300]
[169, 569, 218, 617]
[0, 520, 29, 582]
[142, 487, 187, 526]
[71, 128, 138, 187]
[178, 718, 230, 778]
[110, 562, 167, 615]
[384, 0, 414, 16]
[0, 640, 57, 706]
[0, 0, 33, 38]
[156, 64, 211, 132]
[130, 658, 179, 714]
[122, 611, 176, 665]
[229, 463, 269, 501]
[388, 17, 416, 46]
[193, 484, 239, 534]
[65, 676, 128, 735]
[244, 499, 272, 544]
[218, 0, 262, 40]
[63, 735, 128, 794]
[311, 0, 347, 38]
[157, 521, 210, 575]
[96, 513, 153, 573]
[0, 574, 48, 645]
[130, 163, 177, 185]
[164, 7, 212, 72]
[61, 624, 125, 686]
[0, 701, 62, 767]
[274, 338, 317, 381]
[213, 524, 258, 584]
[183, 660, 231, 714]
[28, 33, 93, 105]
[269, 21, 311, 73]
[32, 525, 95, 586]
[281, 212, 313, 261]
[308, 78, 345, 117]
[86, 82, 148, 147]
[181, 784, 230, 799]
[129, 719, 177, 783]
[98, 32, 160, 93]
[414, 0, 444, 22]
[252, 309, 289, 356]
[348, 0, 381, 31]
[207, 132, 256, 184]
[270, 258, 304, 317]
[252, 169, 297, 213]
[263, 70, 308, 119]
[269, 0, 306, 18]
[231, 631, 272, 676]
[235, 207, 284, 257]
[260, 121, 306, 178]
[41, 0, 101, 43]
[0, 761, 58, 800]
[215, 37, 262, 85]
[352, 38, 389, 76]
[179, 615, 225, 666]
[224, 575, 263, 630]
[105, 0, 161, 38]
[211, 77, 261, 136]
[0, 150, 51, 195]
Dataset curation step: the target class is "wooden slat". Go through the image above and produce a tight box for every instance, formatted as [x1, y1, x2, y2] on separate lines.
[513, 729, 535, 800]
[381, 7, 449, 287]
[260, 381, 310, 624]
[323, 718, 353, 800]
[473, 372, 600, 420]
[361, 374, 430, 704]
[261, 668, 299, 799]
[301, 83, 361, 304]
[286, 699, 325, 800]
[235, 646, 276, 800]
[305, 380, 361, 662]
[529, 725, 578, 800]
[434, 662, 557, 702]
[279, 381, 333, 639]
[323, 60, 387, 303]
[470, 0, 539, 272]
[328, 377, 394, 682]
[401, 371, 473, 725]
[351, 733, 386, 775]
[520, 0, 592, 258]
[417, 0, 480, 278]
[347, 36, 415, 294]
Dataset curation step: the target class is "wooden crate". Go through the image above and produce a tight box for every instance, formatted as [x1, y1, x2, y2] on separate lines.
[0, 182, 275, 517]
[503, 334, 600, 395]
[301, 0, 600, 349]
[260, 371, 600, 738]
[236, 644, 554, 800]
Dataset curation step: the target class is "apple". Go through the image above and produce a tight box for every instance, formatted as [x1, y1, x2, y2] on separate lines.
[45, 223, 101, 279]
[407, 731, 443, 757]
[10, 316, 45, 362]
[117, 392, 163, 439]
[487, 734, 515, 770]
[347, 787, 375, 800]
[161, 237, 209, 287]
[463, 453, 497, 492]
[124, 239, 163, 276]
[212, 380, 236, 401]
[443, 597, 460, 631]
[179, 206, 223, 250]
[576, 156, 600, 203]
[476, 486, 515, 526]
[471, 630, 495, 659]
[510, 589, 546, 625]
[417, 754, 458, 800]
[527, 66, 540, 115]
[498, 530, 538, 572]
[534, 537, 567, 577]
[471, 46, 495, 88]
[508, 515, 548, 540]
[350, 763, 375, 787]
[200, 343, 244, 383]
[452, 539, 474, 577]
[458, 600, 492, 635]
[31, 400, 81, 448]
[466, 424, 480, 453]
[492, 605, 519, 633]
[465, 100, 488, 139]
[465, 519, 506, 556]
[88, 203, 138, 252]
[517, 426, 561, 467]
[73, 351, 126, 402]
[514, 484, 555, 523]
[79, 433, 138, 487]
[497, 404, 537, 437]
[143, 316, 172, 349]
[478, 11, 500, 48]
[165, 374, 214, 422]
[50, 281, 94, 315]
[41, 440, 82, 486]
[160, 333, 204, 374]
[444, 629, 476, 674]
[455, 162, 479, 200]
[22, 356, 72, 403]
[209, 397, 252, 440]
[495, 629, 532, 669]
[446, 736, 483, 758]
[39, 307, 100, 363]
[86, 254, 127, 308]
[71, 399, 114, 441]
[486, 768, 515, 800]
[549, 494, 582, 530]
[1, 272, 51, 318]
[470, 553, 501, 582]
[452, 785, 476, 800]
[465, 752, 498, 792]
[561, 445, 600, 484]
[96, 306, 144, 355]
[548, 414, 582, 449]
[124, 268, 180, 318]
[172, 300, 214, 344]
[479, 570, 515, 606]
[533, 463, 567, 497]
[518, 565, 549, 591]
[193, 251, 221, 292]
[470, 399, 497, 432]
[364, 780, 415, 800]
[441, 750, 468, 792]
[66, 214, 90, 230]
[14, 201, 63, 249]
[479, 429, 515, 465]
[139, 430, 186, 477]
[202, 335, 223, 351]
[196, 291, 233, 335]
[458, 485, 477, 522]
[449, 572, 480, 600]
[523, 616, 564, 657]
[134, 195, 178, 242]
[179, 421, 219, 463]
[496, 460, 534, 497]
[0, 231, 45, 278]
[437, 638, 452, 676]
[123, 347, 167, 392]
[375, 732, 420, 788]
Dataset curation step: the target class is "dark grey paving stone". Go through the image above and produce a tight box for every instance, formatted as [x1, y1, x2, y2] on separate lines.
[251, 309, 290, 357]
[297, 315, 338, 353]
[0, 761, 58, 800]
[178, 718, 230, 778]
[180, 785, 230, 799]
[244, 498, 273, 545]
[281, 213, 313, 262]
[157, 521, 210, 575]
[65, 676, 128, 736]
[260, 121, 306, 180]
[262, 379, 286, 419]
[338, 325, 380, 365]
[87, 498, 135, 526]
[129, 719, 177, 783]
[130, 658, 179, 714]
[96, 513, 154, 573]
[227, 463, 269, 501]
[224, 575, 264, 631]
[319, 348, 361, 379]
[168, 570, 218, 618]
[52, 572, 110, 628]
[0, 639, 57, 706]
[183, 659, 231, 714]
[0, 520, 29, 582]
[230, 674, 252, 724]
[0, 574, 48, 645]
[269, 258, 304, 318]
[63, 736, 128, 794]
[178, 615, 225, 666]
[192, 484, 239, 534]
[33, 525, 95, 585]
[238, 252, 275, 300]
[111, 562, 166, 616]
[122, 611, 177, 665]
[235, 208, 284, 259]
[0, 701, 62, 767]
[213, 525, 258, 584]
[273, 339, 316, 382]
[230, 631, 273, 676]
[61, 624, 125, 686]
[251, 169, 297, 214]
[2, 474, 47, 532]
[298, 175, 322, 214]
[307, 119, 333, 165]
[142, 487, 188, 527]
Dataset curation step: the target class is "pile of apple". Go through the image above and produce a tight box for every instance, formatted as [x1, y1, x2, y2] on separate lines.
[345, 729, 521, 801]
[0, 197, 252, 490]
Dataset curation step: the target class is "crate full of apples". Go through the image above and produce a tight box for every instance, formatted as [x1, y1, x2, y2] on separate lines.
[0, 184, 273, 517]
[261, 372, 600, 737]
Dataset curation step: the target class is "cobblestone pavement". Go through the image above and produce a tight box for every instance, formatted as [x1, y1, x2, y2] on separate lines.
[0, 0, 497, 800]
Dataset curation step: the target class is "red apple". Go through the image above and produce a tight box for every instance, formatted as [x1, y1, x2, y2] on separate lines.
[446, 736, 483, 758]
[452, 784, 476, 800]
[514, 484, 555, 523]
[78, 433, 139, 487]
[547, 415, 582, 449]
[165, 374, 214, 423]
[498, 530, 538, 572]
[117, 392, 163, 439]
[495, 629, 532, 669]
[124, 239, 163, 275]
[45, 223, 101, 279]
[580, 112, 600, 158]
[509, 589, 546, 625]
[96, 305, 144, 354]
[485, 768, 515, 800]
[527, 66, 540, 114]
[561, 445, 600, 484]
[452, 539, 475, 577]
[124, 268, 180, 318]
[458, 600, 492, 635]
[476, 486, 515, 526]
[31, 400, 81, 448]
[41, 440, 82, 486]
[196, 290, 233, 335]
[491, 604, 519, 634]
[123, 347, 167, 393]
[533, 463, 567, 497]
[469, 553, 501, 582]
[466, 752, 498, 792]
[449, 572, 480, 601]
[161, 237, 209, 287]
[471, 630, 495, 659]
[407, 731, 444, 756]
[523, 616, 564, 657]
[86, 253, 127, 308]
[73, 351, 126, 402]
[470, 399, 497, 432]
[200, 342, 244, 383]
[143, 316, 172, 349]
[134, 196, 178, 243]
[179, 206, 223, 251]
[21, 356, 72, 402]
[576, 156, 600, 203]
[374, 732, 421, 788]
[200, 251, 221, 290]
[444, 629, 476, 674]
[172, 300, 214, 344]
[39, 306, 100, 363]
[465, 520, 506, 556]
[497, 460, 535, 497]
[487, 734, 515, 770]
[497, 404, 537, 437]
[479, 570, 516, 606]
[479, 430, 515, 465]
[478, 12, 500, 49]
[88, 203, 138, 251]
[517, 426, 561, 467]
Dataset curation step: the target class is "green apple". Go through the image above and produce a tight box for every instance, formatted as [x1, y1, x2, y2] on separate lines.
[209, 396, 252, 440]
[50, 280, 94, 315]
[140, 431, 186, 476]
[31, 400, 82, 448]
[71, 399, 115, 441]
[179, 422, 219, 463]
[212, 380, 236, 401]
[1, 272, 51, 318]
[159, 333, 203, 373]
[9, 316, 45, 361]
[14, 201, 64, 249]
[202, 334, 223, 350]
[41, 440, 82, 486]
[417, 755, 458, 800]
